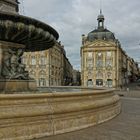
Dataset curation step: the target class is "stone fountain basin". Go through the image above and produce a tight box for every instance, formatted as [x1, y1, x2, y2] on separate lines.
[0, 87, 121, 140]
[0, 12, 59, 52]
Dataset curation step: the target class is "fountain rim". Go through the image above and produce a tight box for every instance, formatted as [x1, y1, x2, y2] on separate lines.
[0, 11, 59, 40]
[0, 87, 115, 98]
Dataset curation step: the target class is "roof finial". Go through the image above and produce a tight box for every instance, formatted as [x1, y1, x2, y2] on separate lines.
[97, 0, 104, 29]
[100, 0, 102, 14]
[100, 9, 102, 14]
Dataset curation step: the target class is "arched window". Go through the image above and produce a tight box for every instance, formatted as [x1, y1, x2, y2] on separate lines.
[87, 79, 93, 87]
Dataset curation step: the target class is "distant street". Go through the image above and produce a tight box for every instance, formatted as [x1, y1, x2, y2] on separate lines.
[115, 82, 140, 97]
[35, 82, 140, 140]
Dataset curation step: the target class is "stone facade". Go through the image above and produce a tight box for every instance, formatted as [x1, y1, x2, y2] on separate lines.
[23, 42, 73, 87]
[81, 12, 139, 88]
[72, 69, 81, 86]
[63, 55, 73, 86]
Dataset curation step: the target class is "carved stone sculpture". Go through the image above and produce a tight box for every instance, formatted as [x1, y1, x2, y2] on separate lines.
[2, 48, 30, 80]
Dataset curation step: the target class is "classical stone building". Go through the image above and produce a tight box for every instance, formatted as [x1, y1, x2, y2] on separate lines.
[23, 42, 73, 87]
[81, 11, 139, 88]
[72, 69, 81, 86]
[127, 57, 139, 82]
[63, 56, 73, 86]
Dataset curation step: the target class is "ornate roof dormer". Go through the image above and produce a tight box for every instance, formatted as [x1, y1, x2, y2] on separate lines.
[87, 10, 115, 42]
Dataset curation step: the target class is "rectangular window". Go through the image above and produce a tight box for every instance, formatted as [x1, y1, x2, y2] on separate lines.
[96, 60, 103, 68]
[96, 52, 103, 68]
[87, 59, 93, 68]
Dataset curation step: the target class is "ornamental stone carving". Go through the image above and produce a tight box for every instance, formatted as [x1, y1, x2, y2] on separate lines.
[2, 48, 30, 80]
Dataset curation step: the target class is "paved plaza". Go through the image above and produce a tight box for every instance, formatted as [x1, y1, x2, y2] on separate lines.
[35, 88, 140, 140]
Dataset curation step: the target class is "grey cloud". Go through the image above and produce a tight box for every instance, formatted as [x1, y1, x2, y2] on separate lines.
[20, 0, 140, 68]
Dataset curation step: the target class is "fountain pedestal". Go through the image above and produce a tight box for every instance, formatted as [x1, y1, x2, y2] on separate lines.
[0, 79, 37, 92]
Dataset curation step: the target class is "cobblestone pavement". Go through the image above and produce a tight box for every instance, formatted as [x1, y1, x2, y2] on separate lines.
[35, 96, 140, 140]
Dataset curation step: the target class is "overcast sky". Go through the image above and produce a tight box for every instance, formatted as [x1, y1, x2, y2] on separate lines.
[19, 0, 140, 69]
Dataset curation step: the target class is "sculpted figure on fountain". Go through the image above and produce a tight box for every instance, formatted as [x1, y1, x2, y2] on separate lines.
[2, 48, 30, 80]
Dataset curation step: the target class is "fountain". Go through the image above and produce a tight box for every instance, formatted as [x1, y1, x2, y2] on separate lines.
[0, 1, 121, 140]
[0, 0, 59, 92]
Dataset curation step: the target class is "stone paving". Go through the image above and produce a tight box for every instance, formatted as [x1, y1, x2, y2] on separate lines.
[35, 93, 140, 140]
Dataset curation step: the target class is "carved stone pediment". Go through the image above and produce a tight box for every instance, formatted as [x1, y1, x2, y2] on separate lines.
[88, 40, 115, 47]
